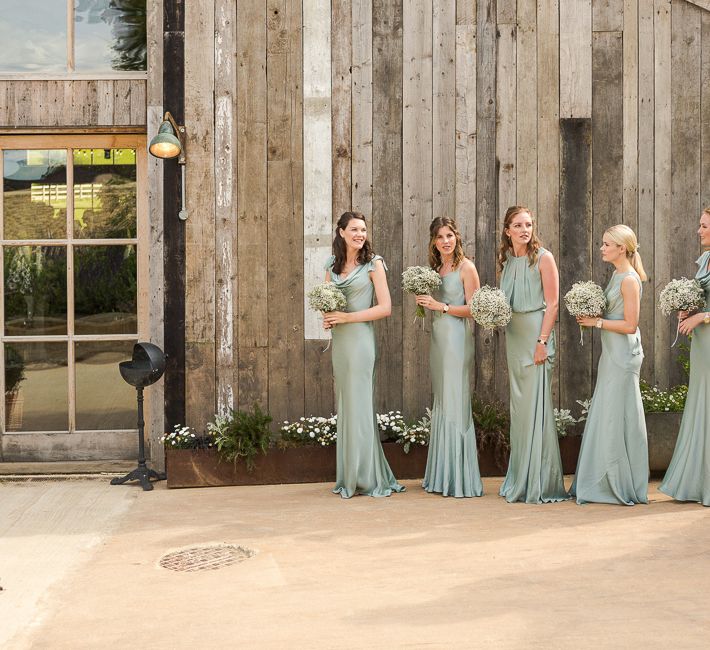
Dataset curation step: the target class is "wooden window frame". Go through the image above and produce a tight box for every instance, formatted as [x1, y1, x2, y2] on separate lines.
[0, 133, 148, 437]
[0, 1, 147, 81]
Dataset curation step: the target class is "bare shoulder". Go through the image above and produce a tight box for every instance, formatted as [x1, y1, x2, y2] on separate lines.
[621, 273, 641, 293]
[538, 249, 557, 269]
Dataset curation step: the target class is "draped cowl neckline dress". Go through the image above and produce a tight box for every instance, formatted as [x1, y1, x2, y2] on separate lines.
[326, 255, 404, 498]
[659, 251, 710, 505]
[570, 270, 649, 505]
[422, 267, 483, 497]
[499, 248, 568, 503]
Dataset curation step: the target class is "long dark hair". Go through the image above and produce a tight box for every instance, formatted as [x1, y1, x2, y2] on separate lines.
[497, 205, 542, 272]
[332, 211, 374, 275]
[428, 217, 465, 271]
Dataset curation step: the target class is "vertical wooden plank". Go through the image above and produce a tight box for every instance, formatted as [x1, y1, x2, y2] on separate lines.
[113, 79, 132, 125]
[215, 0, 237, 415]
[129, 80, 147, 125]
[352, 0, 373, 217]
[331, 0, 352, 219]
[402, 0, 432, 418]
[591, 31, 623, 283]
[455, 2, 477, 260]
[516, 0, 537, 214]
[267, 0, 305, 425]
[653, 0, 672, 387]
[238, 0, 270, 408]
[622, 0, 639, 232]
[559, 119, 593, 409]
[537, 0, 560, 404]
[560, 0, 592, 118]
[475, 0, 497, 402]
[433, 0, 456, 220]
[373, 0, 404, 414]
[592, 0, 624, 31]
[497, 0, 518, 24]
[146, 0, 164, 465]
[701, 12, 710, 211]
[97, 80, 115, 126]
[184, 0, 216, 427]
[638, 0, 655, 383]
[669, 0, 701, 387]
[495, 20, 516, 402]
[0, 82, 7, 126]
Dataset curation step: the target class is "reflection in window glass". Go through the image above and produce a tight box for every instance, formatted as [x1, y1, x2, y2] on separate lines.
[74, 245, 137, 335]
[4, 246, 68, 336]
[0, 1, 67, 73]
[4, 342, 68, 431]
[75, 340, 136, 429]
[3, 150, 67, 240]
[74, 0, 147, 72]
[73, 148, 137, 238]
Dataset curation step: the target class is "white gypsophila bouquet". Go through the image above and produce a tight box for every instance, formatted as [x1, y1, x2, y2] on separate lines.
[6, 255, 32, 295]
[564, 281, 607, 344]
[658, 278, 705, 316]
[658, 277, 706, 346]
[402, 266, 442, 319]
[469, 286, 512, 330]
[376, 410, 406, 437]
[280, 415, 338, 447]
[307, 282, 347, 313]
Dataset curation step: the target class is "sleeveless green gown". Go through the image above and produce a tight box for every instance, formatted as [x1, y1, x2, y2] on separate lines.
[570, 270, 649, 505]
[499, 248, 568, 503]
[422, 268, 483, 497]
[326, 255, 405, 498]
[659, 251, 710, 505]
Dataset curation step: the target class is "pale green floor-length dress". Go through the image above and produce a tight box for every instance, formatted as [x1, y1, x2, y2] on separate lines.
[422, 268, 483, 497]
[659, 251, 710, 505]
[570, 270, 649, 505]
[499, 249, 568, 503]
[327, 255, 405, 498]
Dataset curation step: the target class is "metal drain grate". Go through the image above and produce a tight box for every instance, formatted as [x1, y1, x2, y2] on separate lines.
[159, 544, 254, 572]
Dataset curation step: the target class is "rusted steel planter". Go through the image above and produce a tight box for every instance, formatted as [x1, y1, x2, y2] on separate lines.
[166, 440, 510, 489]
[646, 412, 683, 473]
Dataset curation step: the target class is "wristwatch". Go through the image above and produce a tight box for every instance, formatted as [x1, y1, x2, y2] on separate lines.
[596, 318, 603, 329]
[704, 312, 710, 325]
[442, 303, 450, 314]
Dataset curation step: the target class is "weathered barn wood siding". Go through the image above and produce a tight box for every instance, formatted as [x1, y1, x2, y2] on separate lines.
[172, 0, 710, 426]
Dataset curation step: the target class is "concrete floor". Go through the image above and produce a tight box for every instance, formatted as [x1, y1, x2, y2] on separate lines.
[1, 477, 709, 649]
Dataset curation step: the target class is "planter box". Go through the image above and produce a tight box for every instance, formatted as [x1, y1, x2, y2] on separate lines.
[166, 440, 509, 489]
[646, 412, 683, 473]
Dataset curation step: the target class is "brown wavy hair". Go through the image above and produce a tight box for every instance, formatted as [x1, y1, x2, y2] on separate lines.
[332, 212, 374, 275]
[428, 217, 465, 271]
[497, 206, 542, 272]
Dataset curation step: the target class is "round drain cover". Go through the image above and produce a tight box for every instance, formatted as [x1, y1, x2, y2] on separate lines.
[159, 544, 254, 572]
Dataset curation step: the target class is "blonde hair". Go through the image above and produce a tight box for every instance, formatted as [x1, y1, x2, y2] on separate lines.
[605, 224, 648, 281]
[428, 217, 465, 271]
[497, 206, 542, 272]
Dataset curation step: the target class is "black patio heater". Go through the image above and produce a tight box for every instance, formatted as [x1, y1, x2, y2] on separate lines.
[111, 342, 167, 491]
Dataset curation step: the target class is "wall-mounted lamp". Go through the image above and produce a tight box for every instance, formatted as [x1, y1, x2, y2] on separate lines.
[149, 111, 188, 220]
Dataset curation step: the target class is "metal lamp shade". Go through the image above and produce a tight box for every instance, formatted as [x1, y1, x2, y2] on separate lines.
[148, 121, 182, 159]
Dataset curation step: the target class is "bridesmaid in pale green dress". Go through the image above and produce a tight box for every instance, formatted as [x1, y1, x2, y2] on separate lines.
[659, 209, 710, 505]
[498, 206, 568, 503]
[572, 224, 649, 505]
[323, 212, 404, 498]
[415, 217, 484, 497]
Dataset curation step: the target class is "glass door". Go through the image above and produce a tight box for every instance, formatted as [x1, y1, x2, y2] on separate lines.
[0, 134, 147, 461]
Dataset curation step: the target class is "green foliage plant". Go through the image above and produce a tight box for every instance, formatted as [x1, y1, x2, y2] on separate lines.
[472, 396, 510, 471]
[639, 381, 687, 413]
[208, 405, 272, 471]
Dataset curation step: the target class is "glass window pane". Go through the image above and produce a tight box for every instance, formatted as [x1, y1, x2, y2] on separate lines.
[4, 246, 67, 336]
[74, 1, 147, 72]
[74, 245, 136, 335]
[0, 1, 67, 73]
[73, 148, 137, 238]
[75, 340, 136, 429]
[4, 342, 68, 431]
[3, 150, 67, 240]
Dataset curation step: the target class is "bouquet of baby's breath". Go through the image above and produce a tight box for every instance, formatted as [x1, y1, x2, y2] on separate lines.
[402, 266, 442, 319]
[469, 286, 512, 330]
[280, 415, 338, 447]
[564, 281, 606, 344]
[658, 277, 706, 346]
[307, 282, 347, 313]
